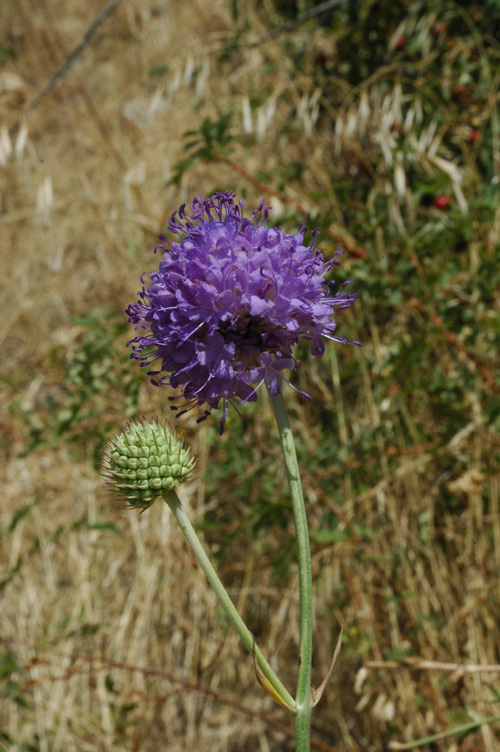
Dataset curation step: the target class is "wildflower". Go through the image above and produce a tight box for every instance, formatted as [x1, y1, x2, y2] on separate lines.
[127, 191, 359, 431]
[102, 419, 195, 509]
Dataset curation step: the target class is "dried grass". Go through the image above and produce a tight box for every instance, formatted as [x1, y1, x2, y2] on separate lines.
[1, 1, 500, 751]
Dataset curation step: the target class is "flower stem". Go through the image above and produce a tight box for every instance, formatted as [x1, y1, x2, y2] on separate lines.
[270, 391, 313, 752]
[162, 488, 296, 713]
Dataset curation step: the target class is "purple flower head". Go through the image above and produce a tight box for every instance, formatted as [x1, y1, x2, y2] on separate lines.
[127, 191, 360, 431]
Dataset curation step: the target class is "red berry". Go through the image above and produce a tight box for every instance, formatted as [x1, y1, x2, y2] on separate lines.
[394, 35, 408, 51]
[431, 22, 447, 36]
[453, 84, 469, 99]
[434, 195, 450, 210]
[469, 129, 480, 143]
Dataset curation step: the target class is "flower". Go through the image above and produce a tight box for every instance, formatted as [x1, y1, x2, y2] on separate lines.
[102, 419, 195, 509]
[127, 191, 359, 431]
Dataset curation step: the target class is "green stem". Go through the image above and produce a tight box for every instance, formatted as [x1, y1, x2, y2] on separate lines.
[270, 391, 313, 752]
[162, 488, 296, 713]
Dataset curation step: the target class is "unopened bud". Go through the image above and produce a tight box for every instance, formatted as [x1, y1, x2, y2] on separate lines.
[102, 419, 195, 509]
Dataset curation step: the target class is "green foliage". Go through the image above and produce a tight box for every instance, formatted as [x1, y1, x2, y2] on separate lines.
[0, 651, 30, 721]
[148, 64, 169, 77]
[17, 309, 141, 459]
[0, 44, 16, 66]
[170, 112, 234, 185]
[0, 499, 122, 593]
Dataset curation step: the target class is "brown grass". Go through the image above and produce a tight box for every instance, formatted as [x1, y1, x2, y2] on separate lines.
[1, 1, 500, 751]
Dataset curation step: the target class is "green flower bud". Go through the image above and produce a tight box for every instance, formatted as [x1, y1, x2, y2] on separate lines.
[102, 419, 195, 510]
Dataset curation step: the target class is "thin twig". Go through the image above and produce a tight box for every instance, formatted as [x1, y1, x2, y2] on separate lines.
[366, 657, 500, 673]
[388, 714, 500, 750]
[409, 296, 500, 394]
[210, 153, 369, 259]
[11, 0, 123, 135]
[2, 639, 342, 752]
[250, 0, 348, 45]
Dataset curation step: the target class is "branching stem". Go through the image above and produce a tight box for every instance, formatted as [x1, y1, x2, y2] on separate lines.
[163, 489, 296, 714]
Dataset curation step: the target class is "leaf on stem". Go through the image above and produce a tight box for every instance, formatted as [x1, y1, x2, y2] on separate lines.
[311, 625, 344, 708]
[252, 638, 296, 714]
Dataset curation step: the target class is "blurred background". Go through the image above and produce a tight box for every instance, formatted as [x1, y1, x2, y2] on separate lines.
[1, 1, 499, 750]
